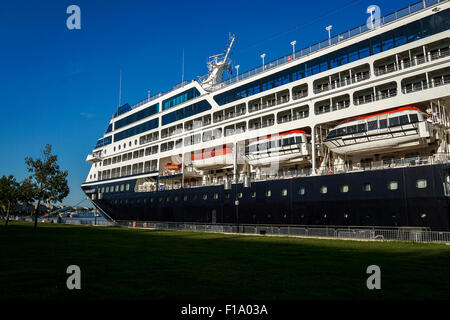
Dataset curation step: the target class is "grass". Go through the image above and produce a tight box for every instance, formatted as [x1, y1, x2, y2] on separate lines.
[1, 222, 450, 300]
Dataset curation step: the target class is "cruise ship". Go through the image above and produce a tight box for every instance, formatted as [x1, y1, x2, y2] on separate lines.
[81, 0, 450, 230]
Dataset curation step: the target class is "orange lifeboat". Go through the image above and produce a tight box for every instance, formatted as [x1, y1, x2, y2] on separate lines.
[165, 162, 182, 170]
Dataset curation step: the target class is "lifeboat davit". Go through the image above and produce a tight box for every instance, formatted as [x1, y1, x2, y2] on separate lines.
[245, 129, 311, 167]
[323, 106, 432, 155]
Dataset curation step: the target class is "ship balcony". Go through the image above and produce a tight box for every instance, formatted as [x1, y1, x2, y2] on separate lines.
[86, 153, 103, 163]
[313, 66, 370, 94]
[374, 42, 450, 77]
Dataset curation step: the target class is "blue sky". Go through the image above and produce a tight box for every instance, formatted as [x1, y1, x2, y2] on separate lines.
[0, 0, 415, 205]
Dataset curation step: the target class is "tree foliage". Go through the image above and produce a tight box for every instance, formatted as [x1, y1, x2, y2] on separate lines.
[25, 144, 69, 230]
[0, 175, 34, 227]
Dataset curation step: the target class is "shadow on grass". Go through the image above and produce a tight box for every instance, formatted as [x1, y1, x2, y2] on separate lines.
[1, 222, 449, 300]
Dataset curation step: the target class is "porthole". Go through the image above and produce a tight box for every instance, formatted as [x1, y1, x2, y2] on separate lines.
[120, 184, 124, 192]
[213, 193, 219, 200]
[320, 186, 327, 194]
[420, 213, 427, 219]
[266, 190, 272, 197]
[166, 196, 170, 202]
[363, 183, 372, 192]
[344, 213, 349, 219]
[126, 184, 130, 191]
[115, 185, 119, 192]
[224, 192, 231, 199]
[251, 191, 256, 198]
[388, 181, 398, 190]
[202, 194, 208, 200]
[281, 189, 288, 196]
[298, 187, 305, 195]
[416, 179, 427, 189]
[174, 196, 179, 202]
[340, 185, 349, 193]
[183, 195, 188, 201]
[237, 192, 243, 199]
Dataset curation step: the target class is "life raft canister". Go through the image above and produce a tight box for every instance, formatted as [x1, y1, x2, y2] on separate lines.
[328, 167, 334, 174]
[287, 55, 292, 61]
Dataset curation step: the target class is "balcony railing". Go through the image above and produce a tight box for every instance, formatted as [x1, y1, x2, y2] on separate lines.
[353, 89, 397, 105]
[292, 91, 308, 100]
[402, 76, 450, 93]
[314, 72, 370, 94]
[375, 48, 450, 76]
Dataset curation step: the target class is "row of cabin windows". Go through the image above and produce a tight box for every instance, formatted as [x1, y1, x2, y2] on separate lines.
[140, 179, 428, 201]
[100, 183, 131, 193]
[99, 159, 158, 180]
[103, 146, 159, 166]
[327, 113, 419, 139]
[100, 179, 428, 202]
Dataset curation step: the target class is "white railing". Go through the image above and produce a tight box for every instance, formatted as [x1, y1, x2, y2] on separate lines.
[118, 221, 450, 243]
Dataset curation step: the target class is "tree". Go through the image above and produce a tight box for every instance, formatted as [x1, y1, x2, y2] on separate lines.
[25, 144, 69, 230]
[0, 175, 21, 227]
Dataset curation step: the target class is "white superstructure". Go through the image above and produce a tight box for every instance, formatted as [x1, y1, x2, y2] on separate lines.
[83, 0, 450, 194]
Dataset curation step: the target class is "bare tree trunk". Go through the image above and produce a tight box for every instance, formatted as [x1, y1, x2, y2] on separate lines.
[5, 202, 11, 228]
[33, 200, 40, 231]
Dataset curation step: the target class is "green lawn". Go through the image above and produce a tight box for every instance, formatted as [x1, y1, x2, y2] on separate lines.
[1, 222, 449, 300]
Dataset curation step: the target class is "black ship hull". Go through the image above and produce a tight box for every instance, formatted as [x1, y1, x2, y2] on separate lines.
[82, 164, 450, 231]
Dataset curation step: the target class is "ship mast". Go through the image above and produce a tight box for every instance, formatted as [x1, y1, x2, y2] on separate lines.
[201, 34, 235, 91]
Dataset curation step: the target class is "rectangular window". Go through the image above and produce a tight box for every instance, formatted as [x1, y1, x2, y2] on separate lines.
[388, 181, 399, 190]
[162, 88, 200, 111]
[399, 115, 409, 125]
[409, 114, 419, 123]
[115, 104, 159, 130]
[416, 179, 427, 189]
[368, 120, 378, 131]
[389, 117, 400, 127]
[162, 100, 212, 126]
[379, 119, 388, 129]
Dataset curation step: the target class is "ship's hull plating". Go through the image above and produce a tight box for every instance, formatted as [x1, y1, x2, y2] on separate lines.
[82, 164, 450, 231]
